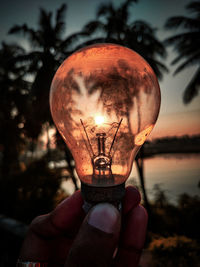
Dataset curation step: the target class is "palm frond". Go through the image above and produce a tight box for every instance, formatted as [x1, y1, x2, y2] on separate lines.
[164, 31, 200, 58]
[145, 57, 168, 80]
[12, 51, 43, 70]
[39, 8, 52, 29]
[122, 0, 138, 8]
[8, 24, 39, 46]
[171, 44, 200, 65]
[129, 21, 166, 58]
[173, 52, 200, 75]
[55, 4, 67, 35]
[131, 20, 155, 34]
[140, 34, 166, 57]
[119, 0, 137, 23]
[164, 31, 199, 45]
[187, 1, 200, 14]
[164, 1, 200, 103]
[60, 32, 87, 51]
[183, 66, 200, 103]
[97, 3, 115, 17]
[165, 16, 200, 30]
[82, 21, 105, 35]
[1, 42, 25, 54]
[56, 4, 67, 25]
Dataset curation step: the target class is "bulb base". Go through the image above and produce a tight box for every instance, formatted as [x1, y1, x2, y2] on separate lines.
[81, 182, 125, 204]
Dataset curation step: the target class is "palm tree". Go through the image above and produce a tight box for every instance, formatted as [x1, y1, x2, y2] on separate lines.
[165, 1, 200, 103]
[75, 0, 167, 208]
[77, 0, 167, 79]
[9, 4, 80, 190]
[9, 4, 81, 136]
[0, 42, 29, 178]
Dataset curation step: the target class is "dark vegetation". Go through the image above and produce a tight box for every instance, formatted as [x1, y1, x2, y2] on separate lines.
[144, 135, 200, 157]
[0, 1, 200, 266]
[146, 185, 200, 266]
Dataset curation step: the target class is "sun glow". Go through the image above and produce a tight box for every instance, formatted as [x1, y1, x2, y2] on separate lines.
[95, 115, 105, 125]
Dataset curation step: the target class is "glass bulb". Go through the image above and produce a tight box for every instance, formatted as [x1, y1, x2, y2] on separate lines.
[50, 43, 160, 194]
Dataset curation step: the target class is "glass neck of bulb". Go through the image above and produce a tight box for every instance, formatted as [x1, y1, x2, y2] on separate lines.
[97, 133, 106, 155]
[92, 133, 113, 183]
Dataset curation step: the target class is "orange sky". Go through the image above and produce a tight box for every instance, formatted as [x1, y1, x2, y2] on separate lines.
[40, 108, 200, 149]
[150, 109, 200, 139]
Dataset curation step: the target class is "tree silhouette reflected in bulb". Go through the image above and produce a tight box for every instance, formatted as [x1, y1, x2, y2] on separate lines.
[50, 43, 161, 203]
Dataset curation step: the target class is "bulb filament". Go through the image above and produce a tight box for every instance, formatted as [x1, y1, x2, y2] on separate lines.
[80, 118, 123, 182]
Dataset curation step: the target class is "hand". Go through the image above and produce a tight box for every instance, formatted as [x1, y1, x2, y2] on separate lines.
[18, 186, 148, 267]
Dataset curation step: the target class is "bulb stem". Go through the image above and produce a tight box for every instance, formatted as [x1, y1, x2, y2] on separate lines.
[96, 133, 106, 155]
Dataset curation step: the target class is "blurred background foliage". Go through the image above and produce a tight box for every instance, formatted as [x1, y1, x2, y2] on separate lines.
[0, 0, 200, 266]
[149, 235, 200, 266]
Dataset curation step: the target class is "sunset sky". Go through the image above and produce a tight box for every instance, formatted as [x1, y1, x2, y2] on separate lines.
[1, 0, 199, 139]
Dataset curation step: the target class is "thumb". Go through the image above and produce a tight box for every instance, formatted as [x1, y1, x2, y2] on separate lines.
[65, 203, 121, 267]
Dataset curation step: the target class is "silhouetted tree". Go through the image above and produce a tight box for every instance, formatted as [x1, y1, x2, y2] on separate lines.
[78, 0, 168, 79]
[9, 4, 80, 137]
[9, 4, 81, 190]
[165, 1, 200, 103]
[0, 42, 29, 178]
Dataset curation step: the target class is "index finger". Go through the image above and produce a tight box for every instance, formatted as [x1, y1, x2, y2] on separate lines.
[31, 190, 85, 238]
[18, 191, 85, 262]
[114, 189, 148, 267]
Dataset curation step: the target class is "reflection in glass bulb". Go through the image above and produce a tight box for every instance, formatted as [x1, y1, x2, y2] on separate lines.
[50, 43, 161, 190]
[134, 125, 154, 146]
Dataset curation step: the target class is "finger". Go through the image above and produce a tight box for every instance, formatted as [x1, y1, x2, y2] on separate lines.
[31, 190, 85, 238]
[114, 205, 148, 267]
[19, 191, 85, 262]
[122, 186, 141, 215]
[66, 203, 121, 267]
[28, 186, 139, 238]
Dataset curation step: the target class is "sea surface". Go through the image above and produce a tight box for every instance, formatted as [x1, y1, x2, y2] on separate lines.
[128, 153, 200, 204]
[61, 153, 200, 204]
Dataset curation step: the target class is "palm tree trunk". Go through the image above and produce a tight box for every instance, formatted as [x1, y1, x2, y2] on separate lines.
[134, 96, 151, 211]
[135, 147, 151, 212]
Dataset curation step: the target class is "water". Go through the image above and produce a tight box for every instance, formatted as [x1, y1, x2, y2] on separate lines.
[61, 153, 200, 204]
[128, 153, 200, 204]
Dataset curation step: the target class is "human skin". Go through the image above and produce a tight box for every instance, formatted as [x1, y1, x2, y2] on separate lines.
[18, 186, 148, 267]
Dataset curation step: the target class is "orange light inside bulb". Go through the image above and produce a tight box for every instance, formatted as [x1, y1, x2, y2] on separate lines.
[95, 115, 105, 125]
[50, 43, 161, 187]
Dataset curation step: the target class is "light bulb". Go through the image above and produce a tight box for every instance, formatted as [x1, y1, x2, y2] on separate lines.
[50, 43, 160, 203]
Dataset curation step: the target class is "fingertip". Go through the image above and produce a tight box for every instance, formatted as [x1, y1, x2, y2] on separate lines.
[53, 190, 83, 214]
[137, 205, 148, 226]
[87, 203, 121, 234]
[29, 191, 85, 238]
[122, 205, 148, 250]
[50, 190, 85, 233]
[115, 205, 148, 266]
[122, 186, 141, 215]
[66, 203, 121, 267]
